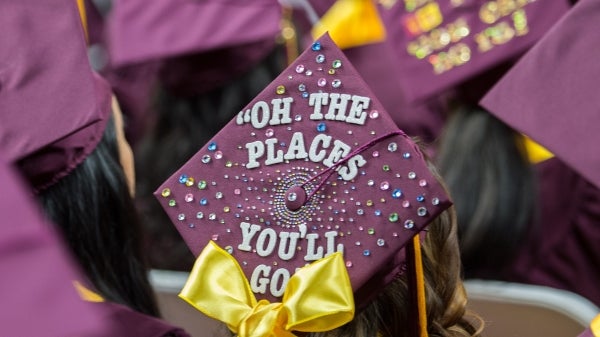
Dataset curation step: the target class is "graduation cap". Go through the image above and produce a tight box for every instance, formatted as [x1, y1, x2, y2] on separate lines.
[0, 152, 108, 337]
[480, 0, 600, 189]
[107, 0, 283, 96]
[155, 33, 452, 337]
[0, 0, 112, 192]
[378, 0, 570, 102]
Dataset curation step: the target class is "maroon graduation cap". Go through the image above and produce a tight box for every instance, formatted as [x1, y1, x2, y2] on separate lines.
[378, 0, 570, 102]
[480, 0, 600, 189]
[0, 152, 108, 337]
[0, 0, 112, 193]
[155, 33, 452, 336]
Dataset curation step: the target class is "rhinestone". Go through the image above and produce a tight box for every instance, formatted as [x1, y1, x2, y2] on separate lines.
[295, 64, 305, 73]
[265, 129, 274, 137]
[392, 189, 402, 198]
[316, 54, 325, 63]
[298, 83, 306, 92]
[389, 213, 399, 222]
[276, 85, 285, 95]
[402, 200, 411, 208]
[417, 207, 428, 216]
[416, 195, 425, 202]
[209, 214, 217, 221]
[214, 151, 223, 159]
[234, 188, 241, 195]
[311, 42, 321, 51]
[196, 212, 204, 219]
[432, 197, 440, 205]
[207, 142, 217, 151]
[367, 228, 375, 235]
[317, 122, 327, 132]
[225, 246, 234, 254]
[408, 172, 416, 179]
[331, 79, 341, 88]
[388, 142, 398, 152]
[332, 59, 342, 68]
[380, 181, 390, 190]
[177, 214, 185, 221]
[363, 250, 371, 256]
[211, 234, 219, 240]
[225, 161, 233, 168]
[377, 238, 385, 247]
[202, 155, 211, 163]
[345, 261, 353, 267]
[197, 180, 207, 189]
[366, 200, 373, 206]
[295, 115, 302, 121]
[161, 188, 171, 197]
[215, 192, 223, 199]
[302, 92, 309, 98]
[367, 179, 375, 186]
[200, 198, 208, 205]
[168, 200, 176, 207]
[374, 210, 382, 216]
[383, 165, 390, 171]
[185, 177, 195, 187]
[305, 70, 313, 76]
[317, 78, 327, 87]
[369, 110, 379, 119]
[188, 224, 195, 228]
[357, 209, 364, 215]
[403, 152, 411, 159]
[404, 220, 415, 229]
[178, 175, 188, 184]
[184, 193, 194, 202]
[372, 151, 380, 158]
[419, 179, 428, 187]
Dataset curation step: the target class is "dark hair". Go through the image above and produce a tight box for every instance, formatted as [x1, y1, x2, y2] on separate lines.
[39, 114, 160, 317]
[436, 105, 536, 278]
[134, 46, 286, 270]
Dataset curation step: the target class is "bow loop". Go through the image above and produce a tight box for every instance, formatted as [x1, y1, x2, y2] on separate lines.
[179, 241, 354, 337]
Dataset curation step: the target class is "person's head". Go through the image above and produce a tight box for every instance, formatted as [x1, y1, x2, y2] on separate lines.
[0, 0, 158, 317]
[308, 156, 480, 337]
[156, 34, 481, 337]
[38, 100, 159, 316]
[107, 0, 288, 270]
[436, 104, 535, 277]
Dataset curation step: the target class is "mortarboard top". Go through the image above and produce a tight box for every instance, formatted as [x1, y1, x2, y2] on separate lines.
[378, 0, 570, 103]
[0, 0, 112, 193]
[155, 33, 452, 337]
[0, 153, 108, 337]
[107, 0, 283, 96]
[480, 0, 600, 189]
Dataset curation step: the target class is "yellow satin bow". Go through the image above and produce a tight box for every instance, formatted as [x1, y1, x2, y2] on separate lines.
[311, 0, 386, 49]
[591, 313, 600, 337]
[179, 241, 355, 337]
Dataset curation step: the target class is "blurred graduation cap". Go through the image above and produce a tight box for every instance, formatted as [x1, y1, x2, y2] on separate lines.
[378, 0, 570, 103]
[155, 33, 452, 337]
[0, 152, 108, 337]
[480, 0, 600, 189]
[107, 0, 284, 96]
[0, 0, 112, 193]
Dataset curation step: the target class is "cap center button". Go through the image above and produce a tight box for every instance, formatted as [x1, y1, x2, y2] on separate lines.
[285, 186, 306, 211]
